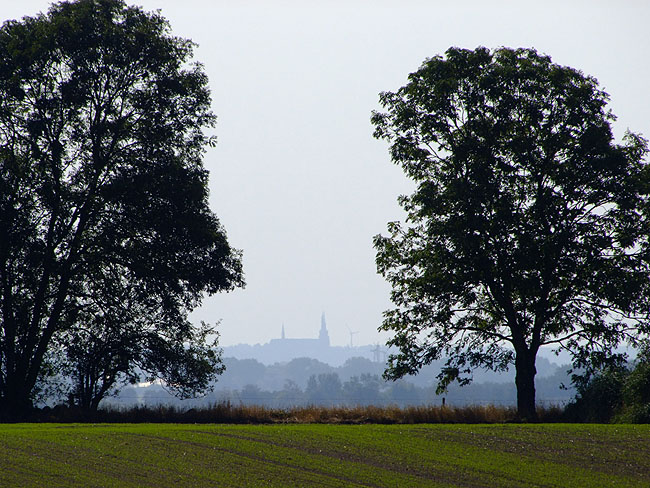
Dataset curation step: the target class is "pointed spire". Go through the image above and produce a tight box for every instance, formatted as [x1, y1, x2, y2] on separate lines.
[281, 324, 285, 340]
[319, 312, 330, 346]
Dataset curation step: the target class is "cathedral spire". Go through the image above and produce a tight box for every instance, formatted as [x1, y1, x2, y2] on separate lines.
[319, 312, 330, 346]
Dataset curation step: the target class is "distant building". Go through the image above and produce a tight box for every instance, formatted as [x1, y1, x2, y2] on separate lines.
[222, 313, 377, 366]
[267, 312, 330, 355]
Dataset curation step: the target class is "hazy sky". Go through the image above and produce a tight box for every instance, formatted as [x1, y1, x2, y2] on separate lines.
[4, 1, 650, 347]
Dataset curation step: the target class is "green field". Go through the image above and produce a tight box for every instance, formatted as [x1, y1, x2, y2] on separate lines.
[1, 423, 649, 487]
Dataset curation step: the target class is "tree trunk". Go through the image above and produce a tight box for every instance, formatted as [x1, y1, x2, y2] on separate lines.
[514, 350, 538, 421]
[1, 375, 33, 420]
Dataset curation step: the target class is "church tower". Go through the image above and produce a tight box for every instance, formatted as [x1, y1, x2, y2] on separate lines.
[319, 312, 330, 346]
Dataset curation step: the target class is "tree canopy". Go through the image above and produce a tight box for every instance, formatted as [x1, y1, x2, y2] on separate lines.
[372, 46, 650, 419]
[0, 0, 243, 418]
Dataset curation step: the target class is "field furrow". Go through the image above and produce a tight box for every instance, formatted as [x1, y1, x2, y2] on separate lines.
[1, 424, 649, 487]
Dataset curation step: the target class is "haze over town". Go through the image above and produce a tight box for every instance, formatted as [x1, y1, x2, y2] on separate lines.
[5, 0, 649, 348]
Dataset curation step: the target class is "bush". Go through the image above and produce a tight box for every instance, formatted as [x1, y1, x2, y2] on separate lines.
[617, 351, 650, 423]
[21, 402, 565, 424]
[564, 367, 627, 422]
[565, 348, 650, 423]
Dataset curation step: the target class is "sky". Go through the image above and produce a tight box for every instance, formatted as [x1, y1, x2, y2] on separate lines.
[3, 1, 650, 347]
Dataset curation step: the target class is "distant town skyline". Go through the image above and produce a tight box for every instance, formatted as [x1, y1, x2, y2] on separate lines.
[222, 312, 385, 366]
[5, 1, 650, 347]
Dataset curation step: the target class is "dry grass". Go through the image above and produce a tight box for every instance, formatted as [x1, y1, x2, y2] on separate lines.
[27, 402, 566, 424]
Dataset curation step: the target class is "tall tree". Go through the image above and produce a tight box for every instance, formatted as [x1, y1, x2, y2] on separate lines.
[0, 0, 243, 418]
[371, 46, 650, 419]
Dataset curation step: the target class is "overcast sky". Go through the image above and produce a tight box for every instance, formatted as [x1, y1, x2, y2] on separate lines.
[4, 1, 650, 347]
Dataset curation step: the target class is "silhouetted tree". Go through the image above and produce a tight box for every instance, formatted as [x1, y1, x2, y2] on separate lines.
[565, 365, 627, 422]
[239, 384, 270, 405]
[343, 374, 382, 405]
[384, 380, 422, 407]
[274, 379, 304, 407]
[306, 373, 342, 406]
[59, 316, 223, 411]
[372, 46, 650, 419]
[620, 346, 650, 422]
[0, 0, 243, 418]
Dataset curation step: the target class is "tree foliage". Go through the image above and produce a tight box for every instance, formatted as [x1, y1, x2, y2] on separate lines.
[371, 46, 650, 418]
[566, 346, 650, 423]
[0, 0, 243, 417]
